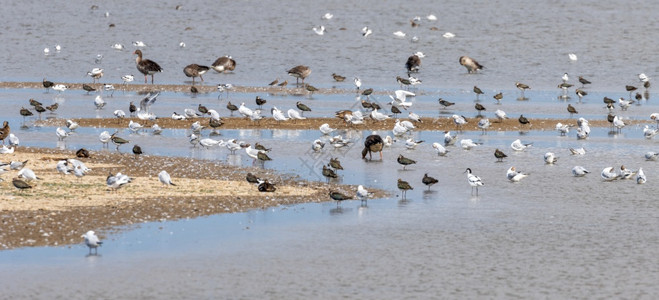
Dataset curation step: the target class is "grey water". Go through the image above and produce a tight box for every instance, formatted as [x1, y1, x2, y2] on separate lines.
[2, 0, 659, 298]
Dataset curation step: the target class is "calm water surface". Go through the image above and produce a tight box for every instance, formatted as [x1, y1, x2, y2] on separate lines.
[1, 0, 659, 299]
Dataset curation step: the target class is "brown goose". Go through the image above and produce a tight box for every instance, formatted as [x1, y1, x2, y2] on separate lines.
[134, 50, 163, 84]
[183, 64, 210, 84]
[362, 134, 384, 160]
[211, 56, 236, 73]
[287, 65, 311, 85]
[0, 121, 9, 144]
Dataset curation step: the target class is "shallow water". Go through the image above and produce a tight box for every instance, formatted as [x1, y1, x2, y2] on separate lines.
[2, 0, 659, 298]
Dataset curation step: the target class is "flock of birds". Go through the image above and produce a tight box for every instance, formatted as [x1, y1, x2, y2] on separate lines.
[17, 8, 659, 254]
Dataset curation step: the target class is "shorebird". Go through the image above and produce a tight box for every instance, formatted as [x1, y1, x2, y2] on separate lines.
[494, 148, 507, 162]
[158, 170, 176, 186]
[313, 25, 326, 35]
[432, 142, 448, 156]
[507, 166, 529, 182]
[354, 77, 362, 90]
[601, 167, 619, 181]
[397, 154, 416, 170]
[567, 104, 578, 117]
[296, 101, 311, 116]
[110, 133, 129, 152]
[332, 73, 345, 82]
[42, 78, 54, 90]
[578, 76, 591, 87]
[226, 102, 238, 116]
[55, 127, 69, 141]
[544, 152, 558, 164]
[258, 180, 277, 192]
[8, 134, 19, 147]
[287, 65, 311, 86]
[19, 107, 33, 123]
[473, 86, 484, 100]
[422, 173, 438, 190]
[397, 178, 413, 199]
[322, 164, 338, 183]
[572, 166, 590, 177]
[0, 121, 9, 145]
[515, 82, 530, 99]
[134, 49, 163, 84]
[211, 56, 236, 73]
[438, 98, 455, 109]
[362, 134, 384, 160]
[81, 231, 102, 255]
[451, 115, 467, 130]
[87, 68, 103, 83]
[475, 103, 486, 116]
[493, 92, 503, 104]
[132, 145, 143, 159]
[465, 168, 483, 195]
[511, 139, 532, 151]
[576, 89, 587, 100]
[121, 74, 134, 86]
[183, 64, 210, 84]
[361, 26, 372, 37]
[329, 191, 352, 206]
[459, 56, 483, 73]
[12, 177, 32, 191]
[52, 84, 68, 93]
[518, 114, 530, 130]
[405, 54, 421, 73]
[637, 168, 647, 184]
[305, 84, 319, 96]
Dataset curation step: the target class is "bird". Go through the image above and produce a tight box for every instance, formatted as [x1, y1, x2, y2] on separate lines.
[82, 84, 96, 94]
[619, 165, 636, 180]
[518, 114, 530, 129]
[465, 168, 484, 195]
[257, 151, 271, 162]
[356, 185, 371, 204]
[55, 127, 69, 141]
[319, 123, 336, 135]
[473, 86, 484, 100]
[211, 56, 236, 73]
[432, 142, 448, 156]
[329, 191, 352, 206]
[121, 74, 134, 85]
[637, 168, 647, 184]
[287, 65, 311, 86]
[601, 167, 619, 181]
[0, 121, 9, 145]
[562, 72, 569, 83]
[572, 166, 590, 177]
[507, 166, 529, 182]
[569, 147, 587, 155]
[511, 139, 532, 151]
[405, 54, 421, 73]
[42, 78, 54, 90]
[296, 101, 311, 116]
[397, 178, 413, 199]
[19, 107, 33, 123]
[52, 84, 68, 93]
[7, 134, 19, 148]
[322, 12, 333, 19]
[422, 173, 438, 190]
[555, 122, 570, 136]
[158, 170, 176, 186]
[544, 152, 558, 164]
[451, 115, 468, 130]
[459, 56, 483, 73]
[94, 95, 105, 109]
[515, 82, 530, 98]
[305, 84, 319, 95]
[362, 134, 384, 160]
[645, 151, 659, 161]
[405, 138, 424, 149]
[475, 103, 486, 116]
[132, 145, 143, 158]
[460, 139, 481, 150]
[329, 158, 343, 171]
[576, 89, 588, 100]
[183, 64, 210, 84]
[134, 49, 163, 84]
[612, 115, 626, 133]
[578, 76, 591, 87]
[353, 77, 362, 90]
[397, 154, 416, 170]
[311, 139, 325, 152]
[494, 109, 508, 123]
[567, 104, 578, 117]
[568, 53, 578, 61]
[258, 180, 277, 192]
[322, 165, 338, 183]
[332, 73, 345, 82]
[438, 98, 455, 109]
[312, 25, 326, 35]
[443, 131, 458, 146]
[361, 26, 372, 37]
[110, 133, 129, 151]
[81, 230, 102, 255]
[11, 177, 32, 191]
[493, 92, 503, 104]
[494, 148, 507, 162]
[17, 167, 38, 181]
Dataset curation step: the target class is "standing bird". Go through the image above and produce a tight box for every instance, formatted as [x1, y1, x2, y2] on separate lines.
[332, 73, 346, 82]
[322, 165, 338, 183]
[132, 145, 143, 159]
[397, 154, 416, 170]
[473, 86, 484, 100]
[494, 148, 507, 162]
[134, 49, 163, 84]
[0, 121, 10, 145]
[518, 114, 530, 129]
[42, 78, 54, 90]
[296, 101, 311, 116]
[329, 157, 343, 171]
[362, 134, 384, 160]
[158, 170, 176, 186]
[111, 133, 129, 152]
[405, 54, 421, 73]
[226, 102, 238, 115]
[459, 56, 484, 73]
[287, 65, 311, 86]
[329, 191, 352, 206]
[397, 178, 413, 199]
[578, 76, 591, 87]
[19, 107, 33, 123]
[354, 77, 362, 90]
[567, 104, 578, 117]
[465, 168, 484, 195]
[183, 64, 210, 84]
[81, 231, 102, 255]
[211, 56, 236, 73]
[475, 103, 486, 116]
[422, 173, 438, 190]
[515, 82, 530, 99]
[438, 98, 455, 109]
[493, 92, 503, 104]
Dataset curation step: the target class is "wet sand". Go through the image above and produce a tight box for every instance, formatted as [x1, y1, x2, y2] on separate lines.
[38, 115, 629, 132]
[0, 147, 384, 250]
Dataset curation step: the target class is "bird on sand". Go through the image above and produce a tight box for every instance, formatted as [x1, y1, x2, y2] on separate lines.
[158, 170, 176, 186]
